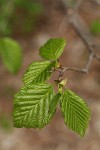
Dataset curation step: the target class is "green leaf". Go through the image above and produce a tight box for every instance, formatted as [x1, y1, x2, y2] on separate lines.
[13, 83, 56, 128]
[49, 93, 61, 116]
[0, 38, 22, 74]
[60, 90, 91, 137]
[23, 61, 54, 86]
[39, 38, 66, 60]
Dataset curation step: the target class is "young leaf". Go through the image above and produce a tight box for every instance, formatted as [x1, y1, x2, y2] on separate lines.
[60, 90, 91, 137]
[39, 38, 66, 60]
[13, 83, 56, 128]
[49, 93, 61, 116]
[23, 61, 54, 85]
[0, 38, 22, 74]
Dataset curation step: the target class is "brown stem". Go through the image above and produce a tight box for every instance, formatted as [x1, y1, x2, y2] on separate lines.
[55, 0, 100, 75]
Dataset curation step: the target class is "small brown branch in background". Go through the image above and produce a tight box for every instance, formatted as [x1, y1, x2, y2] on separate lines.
[62, 51, 94, 74]
[68, 11, 100, 64]
[56, 0, 100, 77]
[55, 51, 94, 75]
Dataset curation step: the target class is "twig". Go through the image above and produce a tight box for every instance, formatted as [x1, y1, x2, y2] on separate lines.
[54, 52, 94, 74]
[57, 0, 100, 76]
[68, 12, 100, 62]
[61, 51, 94, 73]
[68, 13, 94, 50]
[85, 52, 94, 72]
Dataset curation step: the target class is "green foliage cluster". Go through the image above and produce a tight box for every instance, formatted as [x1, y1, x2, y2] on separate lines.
[13, 38, 91, 137]
[0, 38, 22, 74]
[0, 0, 43, 36]
[90, 20, 100, 35]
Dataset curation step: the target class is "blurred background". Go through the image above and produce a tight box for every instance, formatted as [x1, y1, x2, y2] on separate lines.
[0, 0, 100, 150]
